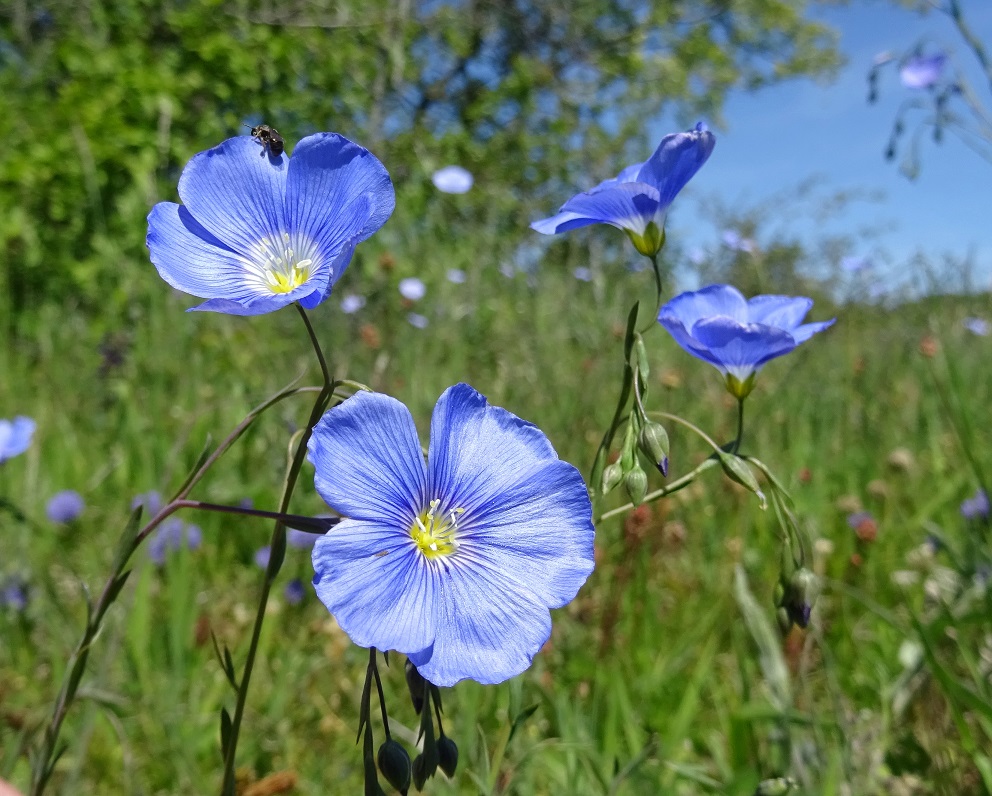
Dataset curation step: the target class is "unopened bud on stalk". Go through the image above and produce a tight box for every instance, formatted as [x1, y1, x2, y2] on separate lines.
[377, 740, 412, 794]
[624, 466, 648, 506]
[638, 422, 670, 476]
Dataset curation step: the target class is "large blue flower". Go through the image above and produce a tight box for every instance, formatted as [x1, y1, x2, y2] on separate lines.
[0, 416, 35, 464]
[531, 124, 715, 256]
[308, 383, 595, 687]
[147, 133, 395, 315]
[658, 284, 835, 399]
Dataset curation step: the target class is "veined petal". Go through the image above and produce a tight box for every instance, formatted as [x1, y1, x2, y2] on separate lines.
[408, 559, 553, 686]
[530, 183, 662, 236]
[690, 318, 797, 377]
[427, 384, 558, 507]
[178, 136, 289, 255]
[452, 458, 594, 607]
[746, 294, 814, 330]
[790, 318, 836, 344]
[308, 391, 427, 525]
[636, 124, 716, 207]
[286, 133, 395, 264]
[312, 519, 437, 654]
[658, 316, 731, 371]
[147, 203, 262, 302]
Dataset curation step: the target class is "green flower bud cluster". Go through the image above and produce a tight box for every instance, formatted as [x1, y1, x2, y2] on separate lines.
[774, 567, 819, 633]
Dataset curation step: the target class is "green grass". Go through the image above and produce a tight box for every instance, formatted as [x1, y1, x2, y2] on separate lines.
[2, 233, 992, 795]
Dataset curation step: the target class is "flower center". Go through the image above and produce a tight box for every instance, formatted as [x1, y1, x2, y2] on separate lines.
[244, 233, 316, 294]
[410, 498, 464, 559]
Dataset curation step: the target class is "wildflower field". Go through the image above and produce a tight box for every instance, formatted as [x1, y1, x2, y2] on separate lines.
[2, 2, 992, 795]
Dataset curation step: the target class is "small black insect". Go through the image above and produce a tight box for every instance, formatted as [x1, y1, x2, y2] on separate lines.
[246, 123, 284, 157]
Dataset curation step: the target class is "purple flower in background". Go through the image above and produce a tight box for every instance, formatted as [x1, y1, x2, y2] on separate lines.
[721, 230, 756, 254]
[431, 165, 474, 194]
[254, 545, 271, 569]
[658, 284, 835, 399]
[340, 294, 366, 314]
[961, 488, 989, 520]
[287, 528, 319, 549]
[963, 317, 989, 337]
[841, 255, 871, 273]
[147, 133, 395, 315]
[149, 518, 201, 566]
[687, 247, 707, 266]
[285, 578, 306, 605]
[900, 53, 946, 89]
[532, 123, 715, 257]
[46, 490, 85, 524]
[0, 577, 29, 612]
[308, 384, 595, 686]
[131, 491, 163, 516]
[572, 267, 593, 282]
[399, 277, 426, 301]
[407, 313, 429, 329]
[446, 269, 466, 284]
[0, 416, 35, 464]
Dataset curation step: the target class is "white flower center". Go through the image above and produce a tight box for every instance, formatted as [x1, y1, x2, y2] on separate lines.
[243, 233, 317, 294]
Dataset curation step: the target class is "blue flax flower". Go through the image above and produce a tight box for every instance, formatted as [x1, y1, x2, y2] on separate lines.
[0, 416, 35, 464]
[531, 123, 715, 257]
[900, 53, 946, 89]
[308, 383, 595, 687]
[46, 490, 85, 523]
[658, 284, 835, 399]
[147, 132, 395, 315]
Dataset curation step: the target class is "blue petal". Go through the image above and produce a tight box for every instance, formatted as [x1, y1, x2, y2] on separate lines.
[658, 315, 731, 371]
[286, 133, 395, 277]
[745, 294, 814, 330]
[530, 183, 662, 236]
[408, 559, 553, 686]
[636, 126, 716, 207]
[147, 203, 261, 303]
[790, 318, 836, 344]
[188, 294, 300, 315]
[311, 519, 437, 654]
[690, 318, 798, 376]
[428, 384, 594, 606]
[0, 416, 35, 461]
[177, 136, 289, 256]
[298, 237, 359, 309]
[659, 284, 748, 328]
[307, 391, 427, 525]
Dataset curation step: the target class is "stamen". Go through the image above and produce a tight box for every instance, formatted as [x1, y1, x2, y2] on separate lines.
[410, 498, 464, 559]
[242, 233, 318, 294]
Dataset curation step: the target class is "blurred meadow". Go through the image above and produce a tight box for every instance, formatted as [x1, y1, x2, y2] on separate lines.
[2, 1, 992, 794]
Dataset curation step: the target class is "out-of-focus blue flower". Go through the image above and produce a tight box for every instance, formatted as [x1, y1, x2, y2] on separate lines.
[721, 230, 756, 254]
[961, 488, 989, 520]
[446, 269, 466, 284]
[254, 545, 271, 569]
[963, 317, 989, 337]
[131, 491, 163, 516]
[340, 294, 366, 314]
[0, 416, 35, 464]
[146, 133, 395, 315]
[287, 528, 319, 548]
[572, 267, 593, 282]
[0, 576, 28, 612]
[149, 518, 201, 566]
[658, 284, 835, 399]
[399, 277, 426, 301]
[531, 123, 715, 257]
[46, 490, 85, 524]
[407, 313, 429, 329]
[431, 165, 473, 194]
[285, 578, 306, 605]
[308, 383, 595, 686]
[841, 255, 871, 273]
[900, 53, 946, 89]
[687, 246, 707, 266]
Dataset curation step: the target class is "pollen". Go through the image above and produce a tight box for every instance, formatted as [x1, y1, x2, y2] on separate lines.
[244, 232, 317, 294]
[410, 498, 464, 559]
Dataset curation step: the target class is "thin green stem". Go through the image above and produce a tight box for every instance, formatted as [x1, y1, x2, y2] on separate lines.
[370, 649, 391, 739]
[220, 306, 335, 795]
[597, 458, 719, 523]
[731, 398, 745, 455]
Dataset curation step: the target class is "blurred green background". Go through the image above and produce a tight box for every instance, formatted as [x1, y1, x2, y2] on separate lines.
[2, 1, 991, 794]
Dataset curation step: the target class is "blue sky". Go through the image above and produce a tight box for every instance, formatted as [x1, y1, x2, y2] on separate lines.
[666, 1, 992, 293]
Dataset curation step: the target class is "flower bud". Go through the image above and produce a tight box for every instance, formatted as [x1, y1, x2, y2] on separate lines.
[780, 568, 819, 629]
[624, 466, 648, 506]
[437, 735, 458, 778]
[412, 753, 430, 791]
[377, 739, 412, 794]
[405, 659, 426, 714]
[717, 452, 765, 507]
[601, 462, 624, 494]
[638, 422, 669, 476]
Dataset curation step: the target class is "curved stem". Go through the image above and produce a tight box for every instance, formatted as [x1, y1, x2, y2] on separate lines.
[220, 306, 335, 795]
[173, 499, 338, 535]
[647, 410, 724, 454]
[597, 458, 719, 523]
